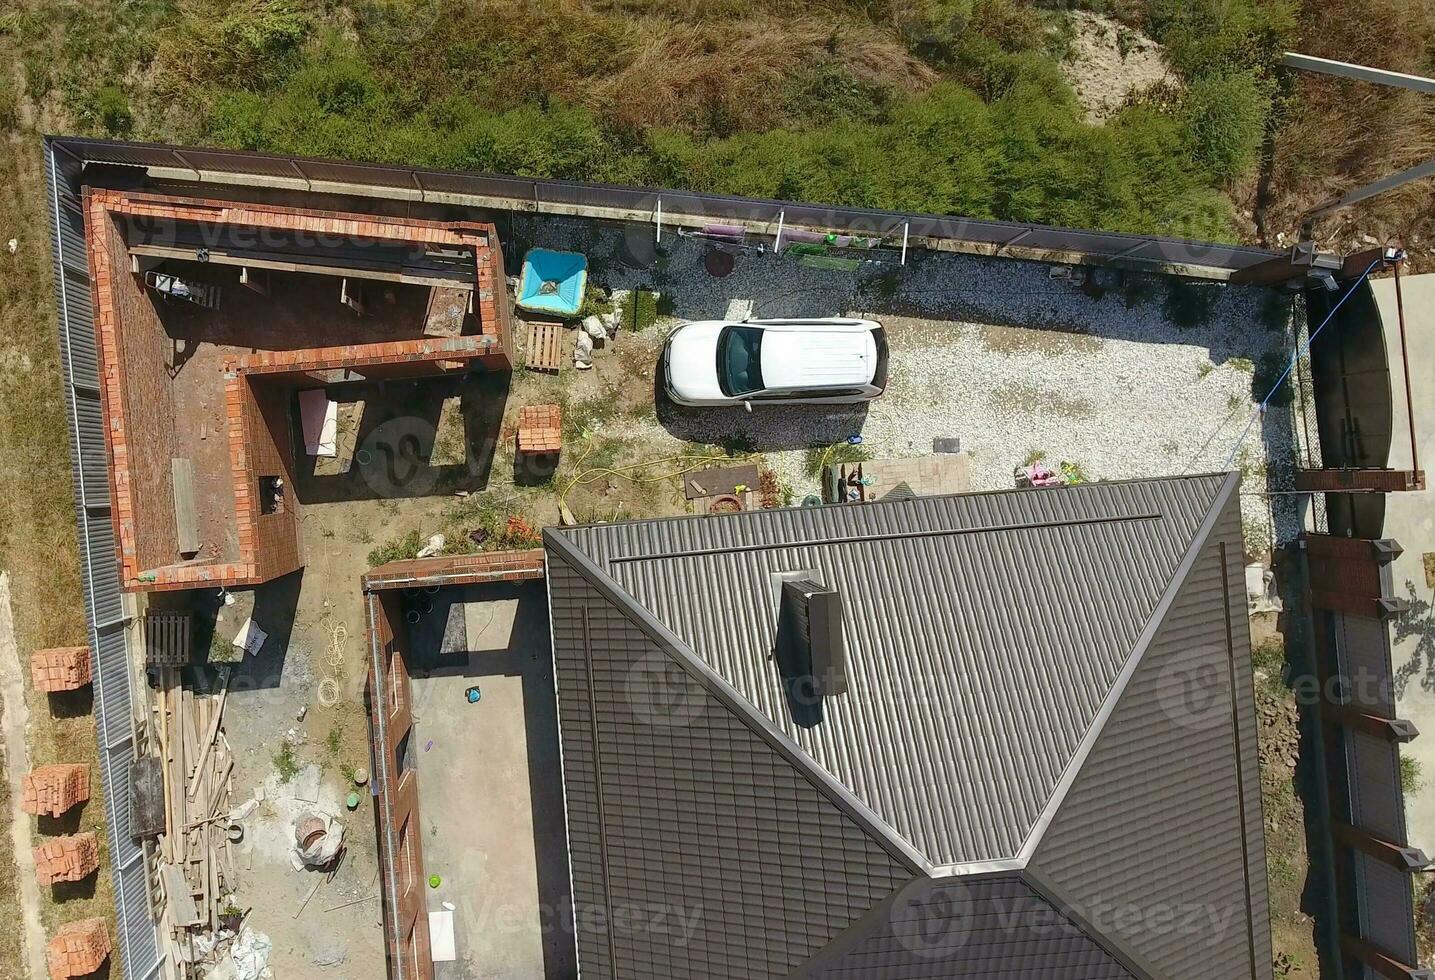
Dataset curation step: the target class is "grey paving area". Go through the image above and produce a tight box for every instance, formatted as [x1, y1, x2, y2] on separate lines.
[407, 581, 576, 980]
[1373, 273, 1435, 852]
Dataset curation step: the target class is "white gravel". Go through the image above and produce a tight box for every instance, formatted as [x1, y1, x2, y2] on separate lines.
[514, 214, 1307, 552]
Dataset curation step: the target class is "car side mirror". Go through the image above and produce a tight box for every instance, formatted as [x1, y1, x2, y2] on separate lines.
[743, 400, 753, 413]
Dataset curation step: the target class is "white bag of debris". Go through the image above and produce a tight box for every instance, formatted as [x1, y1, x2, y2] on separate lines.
[206, 927, 272, 980]
[291, 812, 346, 870]
[574, 330, 594, 369]
[582, 315, 609, 342]
[416, 533, 445, 559]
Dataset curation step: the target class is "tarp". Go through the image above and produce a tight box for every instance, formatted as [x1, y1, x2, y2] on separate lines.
[298, 388, 338, 457]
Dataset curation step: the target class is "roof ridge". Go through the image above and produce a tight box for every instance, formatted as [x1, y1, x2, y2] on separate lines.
[542, 526, 934, 877]
[1001, 469, 1241, 871]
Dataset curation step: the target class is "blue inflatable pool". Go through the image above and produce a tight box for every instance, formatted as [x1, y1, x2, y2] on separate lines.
[516, 248, 588, 317]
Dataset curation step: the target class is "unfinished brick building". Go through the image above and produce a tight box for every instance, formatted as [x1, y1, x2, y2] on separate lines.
[34, 833, 100, 886]
[46, 918, 111, 980]
[30, 647, 92, 692]
[85, 189, 514, 591]
[22, 764, 91, 818]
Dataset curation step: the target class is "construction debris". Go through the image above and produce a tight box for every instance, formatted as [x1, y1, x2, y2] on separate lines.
[291, 812, 345, 870]
[152, 665, 240, 971]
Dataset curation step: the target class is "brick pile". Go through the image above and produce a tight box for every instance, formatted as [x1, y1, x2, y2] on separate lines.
[22, 764, 90, 817]
[46, 918, 110, 980]
[30, 647, 92, 693]
[34, 833, 100, 886]
[516, 404, 563, 455]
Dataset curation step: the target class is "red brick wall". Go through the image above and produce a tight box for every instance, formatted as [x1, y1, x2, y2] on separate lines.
[366, 592, 434, 980]
[244, 377, 303, 583]
[95, 209, 179, 575]
[363, 549, 547, 591]
[86, 187, 514, 590]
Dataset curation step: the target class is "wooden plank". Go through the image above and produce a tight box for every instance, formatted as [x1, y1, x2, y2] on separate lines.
[187, 669, 231, 801]
[160, 864, 201, 927]
[684, 463, 760, 501]
[171, 459, 200, 557]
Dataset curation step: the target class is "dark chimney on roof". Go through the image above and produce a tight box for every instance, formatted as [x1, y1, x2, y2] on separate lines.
[777, 578, 847, 704]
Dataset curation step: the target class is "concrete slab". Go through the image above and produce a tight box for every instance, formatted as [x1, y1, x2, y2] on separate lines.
[1372, 272, 1435, 852]
[409, 581, 575, 979]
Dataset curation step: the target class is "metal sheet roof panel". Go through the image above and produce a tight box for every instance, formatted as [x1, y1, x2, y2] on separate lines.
[557, 475, 1226, 866]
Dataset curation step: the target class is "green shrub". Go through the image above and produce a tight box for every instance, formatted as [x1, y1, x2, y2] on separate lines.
[367, 529, 424, 567]
[95, 85, 133, 136]
[1163, 279, 1219, 329]
[1183, 70, 1271, 184]
[1253, 350, 1294, 407]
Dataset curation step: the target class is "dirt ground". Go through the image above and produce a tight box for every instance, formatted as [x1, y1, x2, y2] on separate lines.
[1251, 614, 1322, 979]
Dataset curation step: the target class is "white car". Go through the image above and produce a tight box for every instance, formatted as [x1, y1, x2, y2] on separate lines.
[662, 318, 888, 408]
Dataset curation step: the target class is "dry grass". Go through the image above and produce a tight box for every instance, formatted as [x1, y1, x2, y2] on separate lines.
[1258, 0, 1435, 255]
[0, 84, 118, 980]
[585, 16, 936, 133]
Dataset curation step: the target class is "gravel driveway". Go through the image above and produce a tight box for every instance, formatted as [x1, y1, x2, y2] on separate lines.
[512, 214, 1305, 553]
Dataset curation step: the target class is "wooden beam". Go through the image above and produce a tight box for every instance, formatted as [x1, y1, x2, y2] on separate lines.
[1282, 52, 1435, 95]
[1325, 704, 1419, 743]
[239, 267, 270, 296]
[340, 278, 365, 317]
[1333, 822, 1432, 871]
[127, 243, 473, 292]
[1342, 934, 1435, 979]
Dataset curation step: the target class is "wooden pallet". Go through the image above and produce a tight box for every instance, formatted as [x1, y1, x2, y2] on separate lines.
[525, 320, 564, 373]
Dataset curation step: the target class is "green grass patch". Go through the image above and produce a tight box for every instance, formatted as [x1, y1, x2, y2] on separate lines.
[274, 741, 300, 783]
[805, 441, 870, 479]
[366, 528, 424, 567]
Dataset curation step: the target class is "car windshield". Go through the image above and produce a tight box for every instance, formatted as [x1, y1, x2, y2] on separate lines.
[717, 326, 765, 397]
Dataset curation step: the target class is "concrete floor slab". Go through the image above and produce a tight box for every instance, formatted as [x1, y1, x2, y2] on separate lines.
[1372, 272, 1435, 852]
[408, 581, 576, 979]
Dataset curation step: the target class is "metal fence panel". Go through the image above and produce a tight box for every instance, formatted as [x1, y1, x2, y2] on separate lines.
[73, 392, 109, 504]
[49, 135, 1283, 273]
[45, 139, 160, 980]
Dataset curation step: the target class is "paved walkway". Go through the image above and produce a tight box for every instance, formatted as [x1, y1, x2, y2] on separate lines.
[1373, 273, 1435, 852]
[0, 571, 51, 978]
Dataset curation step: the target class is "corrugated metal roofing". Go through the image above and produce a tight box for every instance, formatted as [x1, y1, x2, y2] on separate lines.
[548, 554, 918, 979]
[559, 476, 1226, 866]
[1028, 502, 1272, 979]
[804, 877, 1136, 979]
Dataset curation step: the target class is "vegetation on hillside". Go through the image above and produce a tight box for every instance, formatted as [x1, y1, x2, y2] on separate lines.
[1, 0, 1313, 242]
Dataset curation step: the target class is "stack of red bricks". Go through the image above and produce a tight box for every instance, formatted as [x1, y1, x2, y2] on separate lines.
[22, 765, 90, 817]
[517, 404, 563, 455]
[46, 918, 110, 980]
[34, 833, 99, 887]
[30, 647, 92, 693]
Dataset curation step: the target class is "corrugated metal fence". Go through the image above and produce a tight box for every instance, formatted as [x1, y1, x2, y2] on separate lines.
[45, 141, 164, 980]
[47, 136, 1281, 278]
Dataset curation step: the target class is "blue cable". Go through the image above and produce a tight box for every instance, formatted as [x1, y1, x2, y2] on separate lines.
[1221, 256, 1388, 471]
